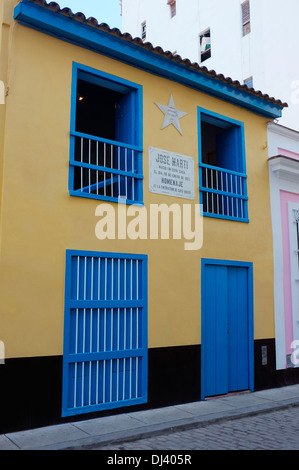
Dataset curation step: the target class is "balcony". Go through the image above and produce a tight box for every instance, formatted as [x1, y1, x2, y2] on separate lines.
[200, 163, 248, 222]
[69, 131, 143, 205]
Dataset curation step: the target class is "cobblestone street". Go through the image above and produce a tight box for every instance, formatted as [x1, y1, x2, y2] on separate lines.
[94, 405, 299, 450]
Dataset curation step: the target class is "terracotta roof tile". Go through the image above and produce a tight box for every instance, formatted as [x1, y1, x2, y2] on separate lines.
[25, 0, 288, 108]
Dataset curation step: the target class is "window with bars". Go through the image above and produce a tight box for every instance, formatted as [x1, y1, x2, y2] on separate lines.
[198, 108, 249, 222]
[62, 250, 148, 417]
[69, 64, 143, 205]
[199, 29, 211, 63]
[241, 0, 251, 36]
[141, 21, 146, 39]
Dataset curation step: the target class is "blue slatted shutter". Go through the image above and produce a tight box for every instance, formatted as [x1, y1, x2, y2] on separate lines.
[62, 251, 148, 417]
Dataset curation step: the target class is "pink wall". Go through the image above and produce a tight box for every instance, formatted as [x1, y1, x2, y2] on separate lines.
[278, 148, 299, 161]
[280, 190, 299, 357]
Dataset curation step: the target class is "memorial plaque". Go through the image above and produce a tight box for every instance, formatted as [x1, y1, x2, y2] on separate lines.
[149, 147, 195, 200]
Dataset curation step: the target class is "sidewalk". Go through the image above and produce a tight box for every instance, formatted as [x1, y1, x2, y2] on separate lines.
[1, 384, 299, 450]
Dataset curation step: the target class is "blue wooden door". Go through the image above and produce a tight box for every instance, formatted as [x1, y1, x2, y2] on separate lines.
[62, 250, 148, 417]
[227, 266, 249, 392]
[201, 260, 253, 399]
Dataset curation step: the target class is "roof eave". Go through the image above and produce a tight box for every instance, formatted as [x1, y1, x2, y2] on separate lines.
[14, 0, 285, 120]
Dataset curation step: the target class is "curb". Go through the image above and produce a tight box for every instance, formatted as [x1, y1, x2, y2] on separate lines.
[31, 398, 299, 450]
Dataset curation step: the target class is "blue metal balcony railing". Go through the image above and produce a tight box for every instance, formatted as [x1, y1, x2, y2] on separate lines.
[69, 131, 144, 205]
[200, 163, 248, 222]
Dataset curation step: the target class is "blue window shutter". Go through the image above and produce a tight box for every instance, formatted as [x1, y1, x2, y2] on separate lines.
[216, 127, 241, 172]
[62, 251, 148, 418]
[115, 92, 134, 146]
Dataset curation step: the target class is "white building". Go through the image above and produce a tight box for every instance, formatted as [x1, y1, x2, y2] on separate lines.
[267, 123, 299, 371]
[121, 0, 299, 132]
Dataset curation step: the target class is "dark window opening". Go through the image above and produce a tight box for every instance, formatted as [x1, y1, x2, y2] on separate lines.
[70, 72, 142, 203]
[76, 79, 124, 142]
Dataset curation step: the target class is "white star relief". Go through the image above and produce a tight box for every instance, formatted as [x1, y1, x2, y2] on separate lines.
[155, 95, 187, 135]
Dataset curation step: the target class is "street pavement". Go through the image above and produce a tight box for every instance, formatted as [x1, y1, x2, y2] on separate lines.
[96, 404, 299, 450]
[1, 384, 299, 450]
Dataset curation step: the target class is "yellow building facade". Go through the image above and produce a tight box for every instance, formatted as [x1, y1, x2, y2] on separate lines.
[0, 0, 290, 432]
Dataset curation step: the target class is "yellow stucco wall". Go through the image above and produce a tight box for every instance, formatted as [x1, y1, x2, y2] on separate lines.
[0, 0, 16, 241]
[0, 16, 275, 359]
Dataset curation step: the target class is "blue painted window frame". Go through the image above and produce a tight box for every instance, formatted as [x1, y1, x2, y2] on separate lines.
[69, 63, 144, 205]
[200, 258, 254, 400]
[198, 107, 249, 222]
[62, 249, 148, 418]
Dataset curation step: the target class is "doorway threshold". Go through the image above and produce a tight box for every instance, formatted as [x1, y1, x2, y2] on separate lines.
[205, 390, 251, 400]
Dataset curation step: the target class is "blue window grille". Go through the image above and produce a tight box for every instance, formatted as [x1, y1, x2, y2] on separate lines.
[198, 108, 249, 222]
[62, 250, 148, 418]
[69, 64, 143, 205]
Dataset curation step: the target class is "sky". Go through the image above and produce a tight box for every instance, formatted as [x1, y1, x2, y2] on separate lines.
[57, 0, 122, 29]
